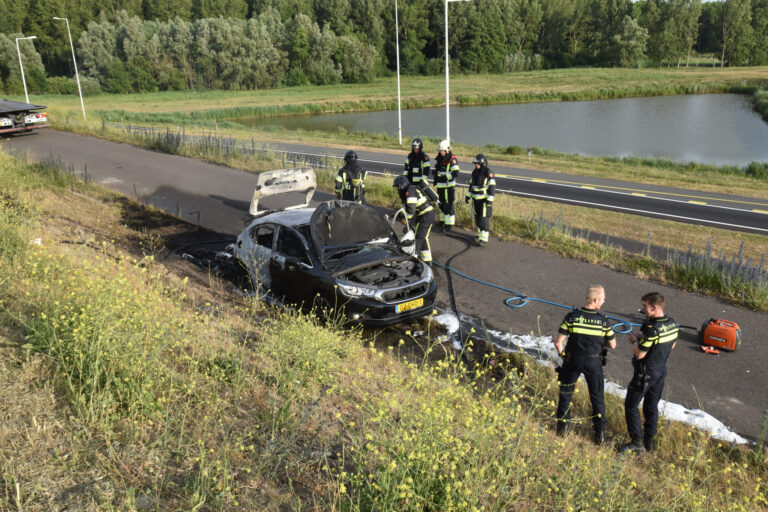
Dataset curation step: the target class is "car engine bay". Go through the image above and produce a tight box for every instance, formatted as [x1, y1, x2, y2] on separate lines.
[345, 260, 423, 287]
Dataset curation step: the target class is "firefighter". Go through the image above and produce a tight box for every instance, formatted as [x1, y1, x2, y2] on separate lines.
[335, 150, 367, 203]
[393, 175, 435, 263]
[620, 292, 679, 454]
[554, 285, 616, 446]
[403, 138, 430, 186]
[464, 153, 496, 245]
[433, 139, 460, 231]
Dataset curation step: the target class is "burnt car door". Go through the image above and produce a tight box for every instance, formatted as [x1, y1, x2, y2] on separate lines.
[269, 225, 313, 304]
[239, 223, 275, 293]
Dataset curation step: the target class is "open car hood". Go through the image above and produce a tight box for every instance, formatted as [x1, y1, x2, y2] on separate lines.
[249, 167, 316, 215]
[310, 201, 397, 263]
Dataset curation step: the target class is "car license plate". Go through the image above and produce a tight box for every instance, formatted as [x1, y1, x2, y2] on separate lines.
[396, 298, 423, 313]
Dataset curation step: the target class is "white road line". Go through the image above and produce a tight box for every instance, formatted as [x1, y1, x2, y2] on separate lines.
[492, 187, 768, 233]
[502, 176, 768, 217]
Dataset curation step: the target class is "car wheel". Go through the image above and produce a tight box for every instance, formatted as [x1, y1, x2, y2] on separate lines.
[312, 294, 345, 326]
[233, 257, 251, 290]
[313, 294, 333, 316]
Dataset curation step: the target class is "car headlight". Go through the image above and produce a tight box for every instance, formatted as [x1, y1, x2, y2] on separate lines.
[420, 261, 433, 280]
[337, 282, 377, 298]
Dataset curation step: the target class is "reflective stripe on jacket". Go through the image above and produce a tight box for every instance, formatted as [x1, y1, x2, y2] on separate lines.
[335, 164, 366, 197]
[434, 153, 460, 188]
[403, 152, 430, 183]
[465, 167, 496, 202]
[402, 184, 434, 219]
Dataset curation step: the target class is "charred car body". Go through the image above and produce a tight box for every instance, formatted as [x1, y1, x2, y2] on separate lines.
[234, 168, 437, 326]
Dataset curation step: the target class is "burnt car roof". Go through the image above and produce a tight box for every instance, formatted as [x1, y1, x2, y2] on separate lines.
[253, 208, 314, 227]
[310, 201, 392, 249]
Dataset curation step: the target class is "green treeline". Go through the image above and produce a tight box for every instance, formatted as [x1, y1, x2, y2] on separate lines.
[2, 0, 768, 95]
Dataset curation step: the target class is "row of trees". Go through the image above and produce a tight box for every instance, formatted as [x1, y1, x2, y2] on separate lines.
[1, 11, 380, 94]
[1, 0, 767, 95]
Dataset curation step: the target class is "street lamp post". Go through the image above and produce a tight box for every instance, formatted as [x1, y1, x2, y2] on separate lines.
[445, 0, 471, 145]
[394, 0, 403, 145]
[53, 16, 86, 120]
[15, 35, 38, 104]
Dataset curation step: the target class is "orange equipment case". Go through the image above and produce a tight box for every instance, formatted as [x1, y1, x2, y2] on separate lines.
[699, 318, 741, 351]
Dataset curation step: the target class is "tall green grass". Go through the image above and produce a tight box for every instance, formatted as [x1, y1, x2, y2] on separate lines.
[1, 150, 766, 510]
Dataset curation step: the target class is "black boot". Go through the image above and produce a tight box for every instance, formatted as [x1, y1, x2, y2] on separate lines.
[643, 435, 655, 452]
[556, 421, 570, 437]
[618, 439, 644, 454]
[593, 430, 605, 446]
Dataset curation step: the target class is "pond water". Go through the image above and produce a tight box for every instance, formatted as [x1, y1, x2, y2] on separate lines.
[234, 94, 768, 166]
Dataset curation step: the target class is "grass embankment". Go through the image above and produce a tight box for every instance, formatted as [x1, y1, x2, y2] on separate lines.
[2, 150, 767, 510]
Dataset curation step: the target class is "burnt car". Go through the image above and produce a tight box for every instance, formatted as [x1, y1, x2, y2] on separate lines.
[234, 199, 437, 326]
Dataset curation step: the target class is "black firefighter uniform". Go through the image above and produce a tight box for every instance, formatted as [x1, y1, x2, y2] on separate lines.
[404, 150, 430, 185]
[465, 166, 496, 243]
[400, 183, 436, 263]
[433, 152, 460, 226]
[334, 162, 367, 203]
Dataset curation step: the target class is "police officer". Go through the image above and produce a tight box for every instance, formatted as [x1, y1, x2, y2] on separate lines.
[393, 175, 435, 263]
[554, 285, 616, 445]
[464, 154, 495, 245]
[433, 139, 460, 231]
[404, 138, 430, 186]
[621, 292, 679, 454]
[335, 150, 367, 203]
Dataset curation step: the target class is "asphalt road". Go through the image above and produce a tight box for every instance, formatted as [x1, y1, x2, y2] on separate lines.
[3, 129, 768, 441]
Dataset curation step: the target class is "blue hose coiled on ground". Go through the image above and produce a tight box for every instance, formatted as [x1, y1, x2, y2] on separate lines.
[432, 261, 642, 334]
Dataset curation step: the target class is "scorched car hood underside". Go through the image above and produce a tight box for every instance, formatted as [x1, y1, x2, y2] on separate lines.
[310, 200, 395, 255]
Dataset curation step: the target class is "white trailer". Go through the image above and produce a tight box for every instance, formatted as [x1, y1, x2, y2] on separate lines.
[0, 99, 50, 135]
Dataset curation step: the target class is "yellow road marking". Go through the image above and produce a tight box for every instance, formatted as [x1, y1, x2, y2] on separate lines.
[632, 192, 646, 197]
[754, 209, 768, 214]
[688, 200, 706, 205]
[582, 185, 595, 190]
[532, 179, 546, 183]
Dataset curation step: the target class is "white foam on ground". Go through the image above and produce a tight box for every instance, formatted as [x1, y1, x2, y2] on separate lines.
[432, 314, 749, 445]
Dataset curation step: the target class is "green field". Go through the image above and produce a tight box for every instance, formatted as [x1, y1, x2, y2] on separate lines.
[33, 66, 768, 113]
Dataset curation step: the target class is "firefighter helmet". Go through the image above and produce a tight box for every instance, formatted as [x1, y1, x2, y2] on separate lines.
[344, 150, 358, 164]
[473, 153, 488, 167]
[410, 138, 423, 151]
[437, 140, 450, 152]
[393, 175, 410, 192]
